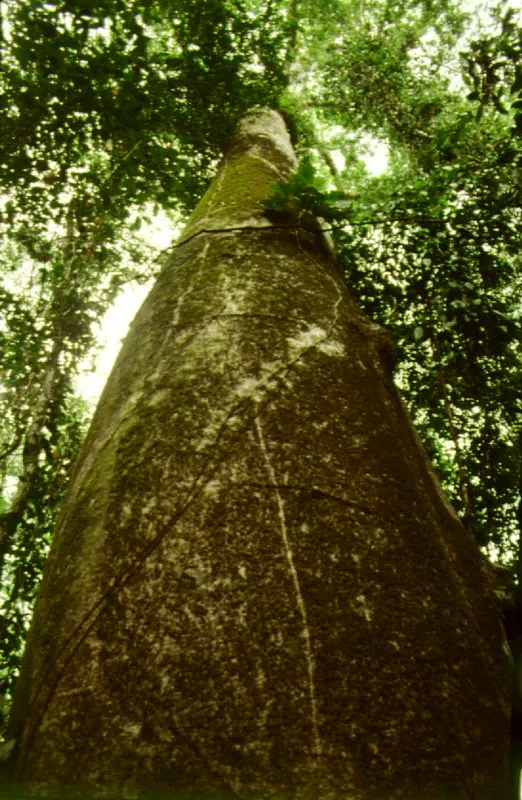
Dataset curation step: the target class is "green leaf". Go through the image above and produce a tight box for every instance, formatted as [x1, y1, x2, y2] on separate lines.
[296, 156, 316, 185]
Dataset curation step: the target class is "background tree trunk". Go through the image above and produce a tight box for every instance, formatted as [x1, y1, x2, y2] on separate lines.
[6, 109, 511, 799]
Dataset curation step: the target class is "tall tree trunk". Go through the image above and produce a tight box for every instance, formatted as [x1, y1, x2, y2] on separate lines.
[5, 109, 510, 799]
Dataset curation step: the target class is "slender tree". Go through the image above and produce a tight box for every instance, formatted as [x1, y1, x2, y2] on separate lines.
[4, 108, 510, 800]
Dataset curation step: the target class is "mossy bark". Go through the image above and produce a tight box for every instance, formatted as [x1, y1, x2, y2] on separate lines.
[6, 109, 511, 799]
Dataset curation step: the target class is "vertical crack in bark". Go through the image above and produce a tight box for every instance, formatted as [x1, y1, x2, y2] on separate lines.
[170, 276, 196, 328]
[325, 270, 344, 336]
[295, 230, 344, 340]
[254, 414, 322, 758]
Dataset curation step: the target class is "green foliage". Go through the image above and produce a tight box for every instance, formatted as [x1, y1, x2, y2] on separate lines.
[260, 155, 352, 221]
[461, 5, 522, 126]
[1, 0, 293, 229]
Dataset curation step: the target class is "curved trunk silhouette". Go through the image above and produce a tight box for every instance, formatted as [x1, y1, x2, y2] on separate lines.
[6, 109, 510, 799]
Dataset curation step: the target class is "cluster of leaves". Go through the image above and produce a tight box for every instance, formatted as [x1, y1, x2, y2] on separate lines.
[289, 0, 468, 151]
[259, 154, 355, 223]
[1, 0, 293, 226]
[461, 6, 522, 126]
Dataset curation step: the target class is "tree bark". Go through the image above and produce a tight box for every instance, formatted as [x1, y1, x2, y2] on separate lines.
[5, 108, 511, 800]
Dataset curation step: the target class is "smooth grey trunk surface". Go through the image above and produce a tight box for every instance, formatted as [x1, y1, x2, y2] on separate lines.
[6, 109, 511, 800]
